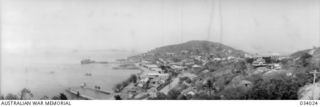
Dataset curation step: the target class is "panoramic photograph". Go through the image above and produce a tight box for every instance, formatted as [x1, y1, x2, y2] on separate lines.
[0, 0, 320, 100]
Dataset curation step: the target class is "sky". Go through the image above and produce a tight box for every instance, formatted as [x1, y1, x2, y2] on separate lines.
[1, 0, 320, 55]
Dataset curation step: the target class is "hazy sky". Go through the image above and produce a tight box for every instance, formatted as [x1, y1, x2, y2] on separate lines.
[1, 0, 320, 55]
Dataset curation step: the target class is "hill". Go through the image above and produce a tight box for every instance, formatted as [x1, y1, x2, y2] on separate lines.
[291, 47, 320, 58]
[130, 40, 248, 61]
[290, 48, 320, 70]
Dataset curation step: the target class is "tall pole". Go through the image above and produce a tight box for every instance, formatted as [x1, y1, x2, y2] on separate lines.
[161, 0, 165, 45]
[310, 70, 320, 100]
[207, 0, 214, 41]
[218, 0, 223, 46]
[180, 0, 183, 43]
[0, 0, 2, 97]
[318, 0, 320, 47]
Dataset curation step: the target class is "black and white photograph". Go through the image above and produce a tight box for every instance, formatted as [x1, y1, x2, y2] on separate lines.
[0, 0, 320, 102]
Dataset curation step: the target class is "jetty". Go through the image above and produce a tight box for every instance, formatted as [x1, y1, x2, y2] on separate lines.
[66, 86, 114, 100]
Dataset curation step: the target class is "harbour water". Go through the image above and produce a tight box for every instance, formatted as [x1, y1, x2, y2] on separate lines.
[1, 50, 140, 99]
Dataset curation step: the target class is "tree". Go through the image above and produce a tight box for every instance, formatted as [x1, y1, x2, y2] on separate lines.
[113, 84, 122, 93]
[219, 87, 248, 100]
[5, 93, 19, 100]
[0, 95, 4, 100]
[20, 88, 33, 100]
[40, 96, 49, 100]
[51, 93, 68, 100]
[114, 95, 122, 100]
[246, 75, 303, 100]
[167, 89, 181, 100]
[51, 96, 60, 100]
[299, 53, 313, 67]
[59, 93, 68, 100]
[130, 74, 138, 83]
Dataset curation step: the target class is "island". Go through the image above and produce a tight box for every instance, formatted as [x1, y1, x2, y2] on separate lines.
[80, 59, 109, 64]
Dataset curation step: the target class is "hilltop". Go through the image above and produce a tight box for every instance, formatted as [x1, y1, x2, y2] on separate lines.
[129, 40, 248, 61]
[290, 47, 320, 59]
[120, 40, 320, 100]
[284, 47, 320, 74]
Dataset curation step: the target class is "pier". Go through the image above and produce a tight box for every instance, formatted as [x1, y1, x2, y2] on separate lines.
[66, 87, 114, 100]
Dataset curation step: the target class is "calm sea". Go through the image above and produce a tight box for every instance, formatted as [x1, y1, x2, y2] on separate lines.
[1, 50, 140, 99]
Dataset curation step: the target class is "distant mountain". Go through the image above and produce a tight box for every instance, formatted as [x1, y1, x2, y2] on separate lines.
[290, 47, 320, 59]
[130, 40, 248, 60]
[289, 47, 320, 68]
[152, 40, 247, 57]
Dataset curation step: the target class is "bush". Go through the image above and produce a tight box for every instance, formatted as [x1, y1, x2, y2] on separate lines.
[5, 93, 19, 100]
[129, 74, 138, 83]
[113, 74, 138, 92]
[40, 96, 49, 100]
[219, 87, 248, 99]
[298, 53, 313, 67]
[114, 95, 122, 100]
[167, 89, 181, 100]
[20, 88, 33, 100]
[51, 93, 68, 100]
[246, 75, 303, 100]
[192, 91, 221, 100]
[149, 92, 167, 100]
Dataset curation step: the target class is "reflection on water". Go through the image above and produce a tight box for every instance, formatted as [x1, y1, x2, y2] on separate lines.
[1, 51, 139, 99]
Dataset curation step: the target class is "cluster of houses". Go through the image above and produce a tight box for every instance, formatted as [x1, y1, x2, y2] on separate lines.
[250, 55, 286, 71]
[136, 61, 169, 88]
[123, 50, 289, 99]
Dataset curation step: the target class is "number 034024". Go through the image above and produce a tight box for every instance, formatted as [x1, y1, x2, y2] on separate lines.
[300, 101, 318, 106]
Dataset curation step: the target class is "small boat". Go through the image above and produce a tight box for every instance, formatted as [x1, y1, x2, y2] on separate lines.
[85, 73, 92, 76]
[49, 71, 55, 74]
[81, 59, 96, 64]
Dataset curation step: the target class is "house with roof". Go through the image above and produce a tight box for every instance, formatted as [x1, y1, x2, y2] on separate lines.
[252, 57, 266, 67]
[192, 64, 202, 71]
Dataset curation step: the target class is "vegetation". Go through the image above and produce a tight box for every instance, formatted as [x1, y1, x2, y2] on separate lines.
[129, 40, 248, 62]
[51, 93, 68, 100]
[2, 88, 68, 100]
[149, 92, 167, 100]
[246, 74, 305, 99]
[167, 89, 181, 100]
[113, 74, 138, 93]
[20, 88, 34, 100]
[0, 95, 4, 100]
[114, 95, 122, 100]
[5, 94, 19, 100]
[128, 41, 320, 100]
